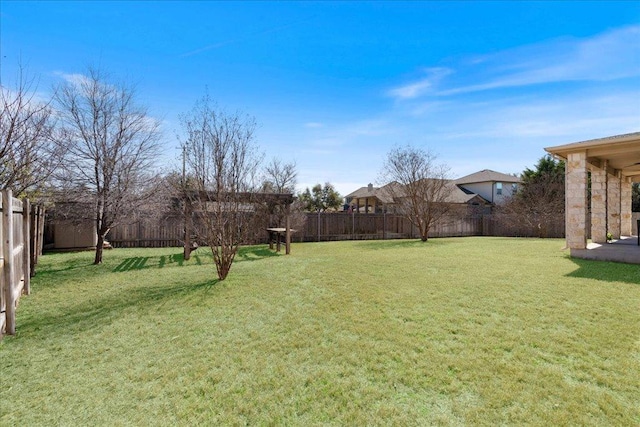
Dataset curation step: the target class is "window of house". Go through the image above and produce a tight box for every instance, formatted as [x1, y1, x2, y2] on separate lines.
[512, 183, 518, 192]
[496, 182, 503, 195]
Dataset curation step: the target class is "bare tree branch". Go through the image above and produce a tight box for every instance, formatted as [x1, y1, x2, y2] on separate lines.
[379, 145, 451, 241]
[180, 94, 261, 280]
[54, 67, 162, 264]
[0, 65, 64, 198]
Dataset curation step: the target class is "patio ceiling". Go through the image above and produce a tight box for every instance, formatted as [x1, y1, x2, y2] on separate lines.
[545, 132, 640, 182]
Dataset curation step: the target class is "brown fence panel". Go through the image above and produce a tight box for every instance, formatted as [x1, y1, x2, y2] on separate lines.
[482, 214, 565, 238]
[105, 210, 567, 248]
[107, 216, 185, 248]
[299, 212, 482, 242]
[1, 190, 35, 337]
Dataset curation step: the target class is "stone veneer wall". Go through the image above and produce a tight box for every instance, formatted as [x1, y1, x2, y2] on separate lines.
[566, 152, 588, 249]
[607, 173, 621, 238]
[620, 179, 632, 236]
[590, 168, 607, 243]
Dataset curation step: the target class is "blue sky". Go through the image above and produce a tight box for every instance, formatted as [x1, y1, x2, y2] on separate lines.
[1, 1, 639, 195]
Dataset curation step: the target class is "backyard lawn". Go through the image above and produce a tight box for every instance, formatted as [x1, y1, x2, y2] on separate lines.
[1, 237, 639, 425]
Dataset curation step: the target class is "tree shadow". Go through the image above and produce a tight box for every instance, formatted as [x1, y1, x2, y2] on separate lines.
[113, 256, 151, 272]
[113, 252, 208, 272]
[236, 245, 280, 262]
[112, 245, 279, 272]
[567, 258, 640, 285]
[18, 279, 220, 338]
[356, 238, 454, 251]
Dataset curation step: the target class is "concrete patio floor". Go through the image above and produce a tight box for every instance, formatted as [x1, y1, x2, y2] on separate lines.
[571, 235, 640, 264]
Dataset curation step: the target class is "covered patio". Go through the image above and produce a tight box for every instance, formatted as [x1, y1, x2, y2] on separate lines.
[545, 132, 640, 264]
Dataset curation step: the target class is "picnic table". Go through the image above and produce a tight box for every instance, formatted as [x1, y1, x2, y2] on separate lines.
[266, 228, 295, 254]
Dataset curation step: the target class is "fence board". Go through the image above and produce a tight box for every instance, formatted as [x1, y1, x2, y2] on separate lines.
[104, 210, 568, 248]
[0, 194, 4, 335]
[0, 190, 41, 338]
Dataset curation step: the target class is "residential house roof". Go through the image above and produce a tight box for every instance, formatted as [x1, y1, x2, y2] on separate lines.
[442, 181, 490, 204]
[455, 169, 520, 185]
[345, 168, 513, 208]
[346, 185, 377, 199]
[346, 183, 397, 204]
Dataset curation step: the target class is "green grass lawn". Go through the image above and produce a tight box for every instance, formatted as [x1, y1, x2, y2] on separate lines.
[1, 237, 639, 425]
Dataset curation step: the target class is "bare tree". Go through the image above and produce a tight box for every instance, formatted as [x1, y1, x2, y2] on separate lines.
[180, 94, 260, 280]
[0, 66, 63, 197]
[55, 67, 161, 264]
[262, 158, 297, 193]
[379, 145, 451, 242]
[258, 158, 305, 231]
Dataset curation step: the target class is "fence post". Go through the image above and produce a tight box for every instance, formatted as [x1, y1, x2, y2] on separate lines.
[285, 203, 291, 255]
[351, 210, 355, 240]
[2, 190, 16, 335]
[22, 198, 30, 295]
[383, 209, 387, 240]
[0, 192, 4, 336]
[30, 205, 37, 277]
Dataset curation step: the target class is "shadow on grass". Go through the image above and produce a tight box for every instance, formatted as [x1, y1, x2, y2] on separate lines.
[355, 238, 454, 251]
[112, 245, 278, 272]
[567, 258, 640, 285]
[236, 245, 280, 261]
[18, 279, 220, 338]
[113, 252, 204, 272]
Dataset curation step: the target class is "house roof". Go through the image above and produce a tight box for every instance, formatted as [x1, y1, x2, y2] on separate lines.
[442, 180, 491, 204]
[346, 177, 494, 206]
[455, 169, 520, 185]
[379, 179, 490, 205]
[545, 132, 640, 182]
[346, 182, 397, 204]
[345, 186, 377, 199]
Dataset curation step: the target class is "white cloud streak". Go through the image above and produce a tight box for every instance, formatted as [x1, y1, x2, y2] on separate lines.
[390, 25, 640, 99]
[304, 122, 324, 128]
[387, 67, 452, 100]
[53, 71, 93, 88]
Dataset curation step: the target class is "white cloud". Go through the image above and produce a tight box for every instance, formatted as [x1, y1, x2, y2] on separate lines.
[304, 122, 324, 128]
[53, 71, 92, 88]
[392, 25, 640, 99]
[438, 90, 640, 141]
[343, 118, 395, 137]
[387, 67, 452, 100]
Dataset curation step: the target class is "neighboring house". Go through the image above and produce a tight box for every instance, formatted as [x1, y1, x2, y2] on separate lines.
[345, 179, 491, 213]
[442, 180, 491, 208]
[345, 169, 518, 213]
[345, 182, 396, 213]
[454, 169, 520, 205]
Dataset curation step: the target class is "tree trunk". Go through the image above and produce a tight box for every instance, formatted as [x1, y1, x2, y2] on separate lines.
[94, 233, 104, 264]
[420, 224, 429, 242]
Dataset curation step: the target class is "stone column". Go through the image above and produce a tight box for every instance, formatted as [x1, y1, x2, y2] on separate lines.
[620, 177, 632, 236]
[607, 172, 621, 239]
[566, 152, 588, 249]
[590, 167, 607, 243]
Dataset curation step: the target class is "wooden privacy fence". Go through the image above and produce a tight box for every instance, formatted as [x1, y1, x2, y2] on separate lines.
[300, 212, 484, 242]
[1, 190, 45, 338]
[106, 212, 487, 247]
[482, 214, 565, 238]
[107, 215, 185, 248]
[105, 211, 567, 248]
